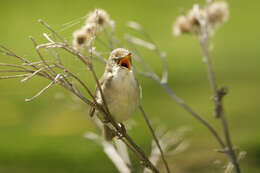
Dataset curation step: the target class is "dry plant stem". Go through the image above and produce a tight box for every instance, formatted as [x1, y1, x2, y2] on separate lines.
[199, 41, 241, 173]
[30, 36, 57, 77]
[0, 69, 28, 73]
[0, 74, 30, 79]
[0, 45, 53, 81]
[0, 45, 34, 65]
[139, 105, 171, 173]
[160, 82, 225, 148]
[39, 19, 70, 46]
[50, 33, 63, 66]
[36, 20, 159, 173]
[123, 134, 159, 173]
[137, 30, 168, 84]
[128, 41, 225, 149]
[198, 5, 241, 172]
[25, 74, 60, 102]
[0, 63, 28, 70]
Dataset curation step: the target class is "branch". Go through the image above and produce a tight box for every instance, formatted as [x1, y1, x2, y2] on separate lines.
[0, 74, 30, 79]
[144, 127, 189, 173]
[139, 105, 171, 173]
[25, 74, 62, 102]
[195, 2, 241, 173]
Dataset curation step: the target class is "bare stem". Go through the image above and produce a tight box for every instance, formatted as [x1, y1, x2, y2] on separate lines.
[197, 3, 241, 172]
[139, 105, 171, 173]
[25, 74, 61, 102]
[0, 74, 30, 79]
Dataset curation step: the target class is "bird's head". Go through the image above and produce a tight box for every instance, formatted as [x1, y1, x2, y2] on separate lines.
[106, 48, 132, 72]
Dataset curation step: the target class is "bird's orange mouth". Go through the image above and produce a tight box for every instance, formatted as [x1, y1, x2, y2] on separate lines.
[119, 53, 131, 70]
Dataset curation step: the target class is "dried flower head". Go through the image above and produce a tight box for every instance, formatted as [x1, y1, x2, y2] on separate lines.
[173, 5, 206, 36]
[72, 9, 114, 50]
[173, 1, 229, 36]
[83, 23, 98, 36]
[72, 29, 93, 49]
[187, 5, 206, 29]
[208, 1, 229, 25]
[86, 9, 112, 29]
[173, 15, 192, 36]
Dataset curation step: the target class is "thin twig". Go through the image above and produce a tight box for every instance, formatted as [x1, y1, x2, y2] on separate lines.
[197, 2, 241, 173]
[0, 69, 27, 73]
[21, 65, 54, 83]
[30, 36, 57, 77]
[160, 82, 225, 148]
[126, 22, 168, 83]
[0, 74, 30, 79]
[45, 32, 64, 66]
[139, 105, 171, 173]
[25, 74, 61, 102]
[39, 19, 70, 46]
[0, 63, 28, 70]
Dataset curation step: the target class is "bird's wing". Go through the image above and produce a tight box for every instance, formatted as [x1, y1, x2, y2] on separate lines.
[134, 74, 142, 99]
[89, 72, 113, 117]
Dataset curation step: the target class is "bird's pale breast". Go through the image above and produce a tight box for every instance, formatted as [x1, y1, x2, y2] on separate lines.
[103, 69, 140, 122]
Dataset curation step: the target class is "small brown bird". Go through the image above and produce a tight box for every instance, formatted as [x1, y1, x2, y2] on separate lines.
[90, 48, 141, 140]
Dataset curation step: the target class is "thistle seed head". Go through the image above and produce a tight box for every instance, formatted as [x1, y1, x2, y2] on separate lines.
[208, 1, 229, 25]
[173, 1, 229, 36]
[86, 9, 112, 29]
[173, 15, 192, 36]
[72, 29, 93, 49]
[83, 23, 98, 36]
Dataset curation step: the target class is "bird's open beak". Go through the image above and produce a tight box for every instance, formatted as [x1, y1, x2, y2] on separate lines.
[119, 53, 131, 70]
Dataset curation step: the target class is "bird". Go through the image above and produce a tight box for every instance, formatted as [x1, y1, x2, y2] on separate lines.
[89, 48, 141, 140]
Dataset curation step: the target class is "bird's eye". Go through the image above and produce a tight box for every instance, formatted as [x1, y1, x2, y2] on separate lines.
[114, 58, 120, 64]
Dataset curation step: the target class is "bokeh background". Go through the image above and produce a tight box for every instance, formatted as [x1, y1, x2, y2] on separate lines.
[0, 0, 259, 172]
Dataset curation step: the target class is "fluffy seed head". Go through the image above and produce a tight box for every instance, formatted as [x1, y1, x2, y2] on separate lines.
[173, 15, 192, 36]
[86, 9, 112, 29]
[187, 7, 206, 28]
[173, 1, 229, 36]
[73, 29, 93, 49]
[208, 1, 229, 24]
[83, 23, 98, 36]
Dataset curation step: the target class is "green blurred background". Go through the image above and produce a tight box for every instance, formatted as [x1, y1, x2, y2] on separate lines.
[0, 0, 259, 172]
